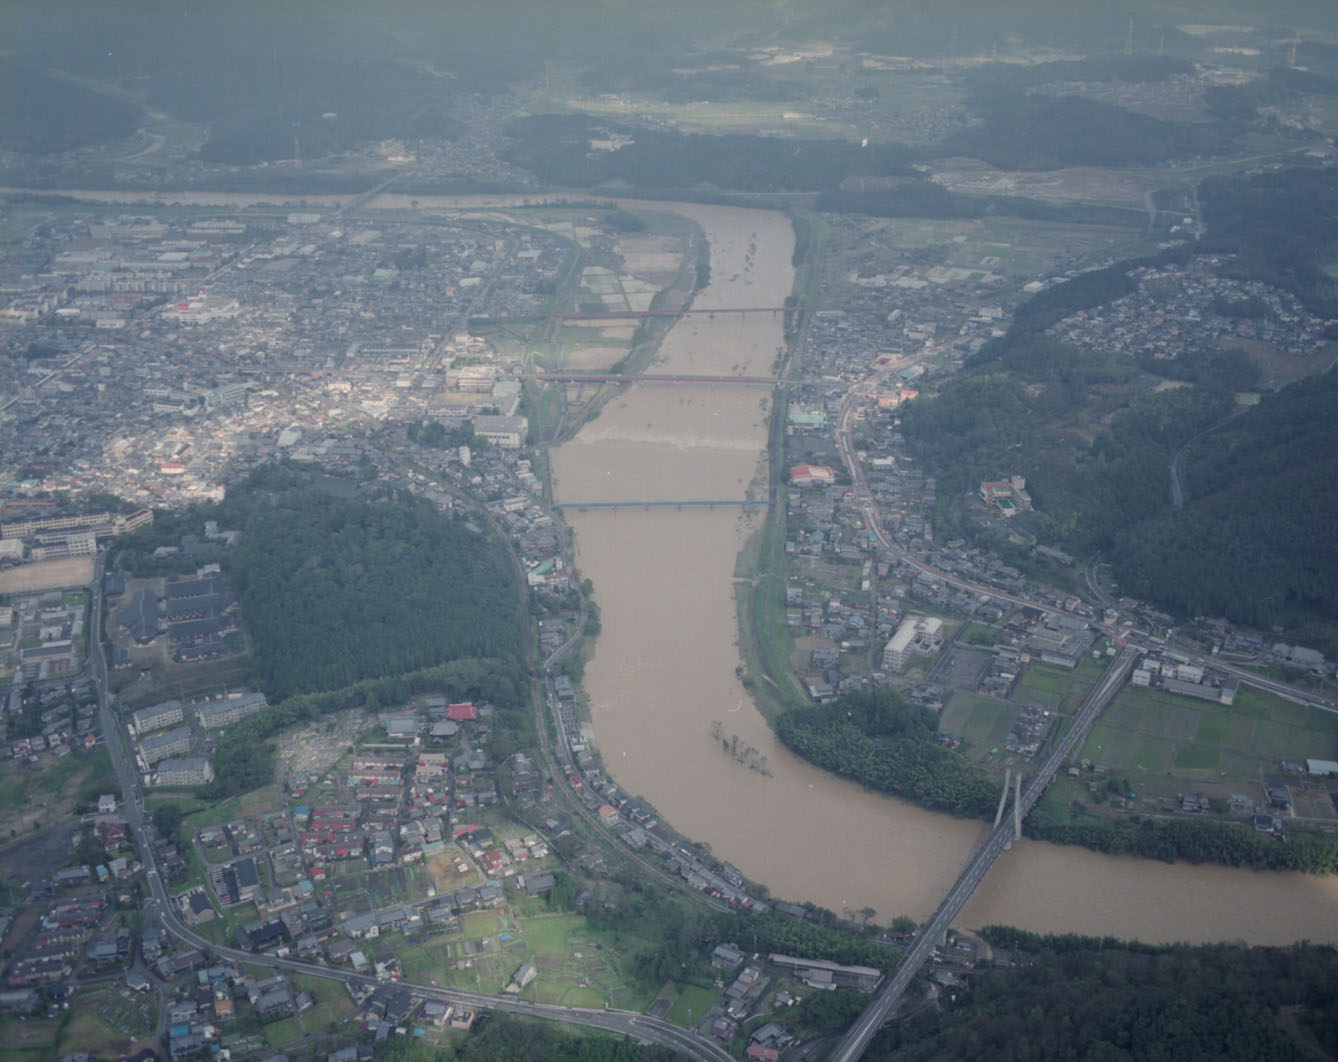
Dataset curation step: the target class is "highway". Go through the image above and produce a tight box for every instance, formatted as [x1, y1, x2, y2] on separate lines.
[828, 645, 1140, 1062]
[87, 555, 732, 1061]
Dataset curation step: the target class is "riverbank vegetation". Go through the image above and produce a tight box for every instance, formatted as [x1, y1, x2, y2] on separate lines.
[866, 930, 1338, 1061]
[775, 690, 999, 818]
[1026, 798, 1338, 874]
[777, 683, 1338, 874]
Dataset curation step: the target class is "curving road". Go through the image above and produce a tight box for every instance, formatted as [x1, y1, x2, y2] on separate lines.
[88, 555, 729, 1061]
[833, 374, 1336, 719]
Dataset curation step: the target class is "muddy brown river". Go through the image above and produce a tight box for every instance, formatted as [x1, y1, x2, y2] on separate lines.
[550, 202, 1338, 944]
[27, 186, 1338, 942]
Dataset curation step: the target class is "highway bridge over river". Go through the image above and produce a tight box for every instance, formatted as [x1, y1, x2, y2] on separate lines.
[553, 498, 768, 511]
[830, 644, 1141, 1062]
[532, 371, 782, 386]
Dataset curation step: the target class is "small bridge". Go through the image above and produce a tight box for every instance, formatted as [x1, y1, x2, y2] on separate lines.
[553, 499, 769, 511]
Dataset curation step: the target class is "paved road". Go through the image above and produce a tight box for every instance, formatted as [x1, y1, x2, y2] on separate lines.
[828, 645, 1140, 1062]
[834, 377, 1336, 720]
[88, 555, 729, 1061]
[1083, 553, 1116, 611]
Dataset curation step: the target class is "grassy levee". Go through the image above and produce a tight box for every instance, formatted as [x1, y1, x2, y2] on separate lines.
[733, 211, 826, 722]
[735, 389, 802, 722]
[553, 210, 707, 440]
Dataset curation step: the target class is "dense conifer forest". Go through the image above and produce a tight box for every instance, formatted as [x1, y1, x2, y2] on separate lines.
[866, 932, 1338, 1061]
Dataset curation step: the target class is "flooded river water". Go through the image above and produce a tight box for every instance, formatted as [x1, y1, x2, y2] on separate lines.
[550, 203, 1338, 944]
[27, 186, 1338, 943]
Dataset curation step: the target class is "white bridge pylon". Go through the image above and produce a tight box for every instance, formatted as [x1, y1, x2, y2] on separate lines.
[993, 768, 1011, 828]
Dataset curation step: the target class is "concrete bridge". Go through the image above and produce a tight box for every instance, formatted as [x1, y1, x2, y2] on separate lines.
[829, 644, 1141, 1061]
[553, 498, 769, 511]
[532, 372, 779, 386]
[553, 306, 803, 319]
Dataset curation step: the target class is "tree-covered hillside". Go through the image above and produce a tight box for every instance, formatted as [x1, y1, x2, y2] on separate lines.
[231, 466, 523, 700]
[112, 462, 525, 702]
[948, 92, 1229, 171]
[898, 167, 1338, 630]
[500, 115, 915, 193]
[0, 61, 141, 154]
[1197, 167, 1338, 317]
[898, 332, 1236, 556]
[868, 932, 1338, 1061]
[1109, 371, 1338, 629]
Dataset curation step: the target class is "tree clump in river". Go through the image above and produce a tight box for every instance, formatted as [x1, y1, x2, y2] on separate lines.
[710, 721, 772, 776]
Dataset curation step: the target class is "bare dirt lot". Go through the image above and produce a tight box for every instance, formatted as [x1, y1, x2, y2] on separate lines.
[275, 708, 372, 781]
[933, 646, 994, 691]
[563, 346, 628, 371]
[0, 557, 94, 594]
[930, 161, 1156, 209]
[424, 849, 482, 893]
[618, 234, 684, 288]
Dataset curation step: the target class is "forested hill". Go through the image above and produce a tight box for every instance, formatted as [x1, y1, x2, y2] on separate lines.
[500, 115, 915, 193]
[898, 332, 1238, 557]
[0, 60, 141, 154]
[866, 931, 1338, 1061]
[948, 91, 1229, 171]
[1108, 370, 1338, 630]
[113, 462, 525, 702]
[232, 467, 523, 701]
[898, 167, 1338, 631]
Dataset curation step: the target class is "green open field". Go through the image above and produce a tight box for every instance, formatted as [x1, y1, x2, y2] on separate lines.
[294, 972, 357, 1029]
[390, 911, 654, 1010]
[59, 983, 159, 1057]
[944, 657, 1110, 763]
[0, 1015, 64, 1059]
[0, 744, 116, 836]
[113, 648, 256, 710]
[667, 982, 719, 1028]
[940, 692, 1017, 757]
[824, 214, 1154, 309]
[261, 1014, 304, 1047]
[945, 656, 1338, 813]
[1075, 681, 1338, 802]
[183, 783, 284, 830]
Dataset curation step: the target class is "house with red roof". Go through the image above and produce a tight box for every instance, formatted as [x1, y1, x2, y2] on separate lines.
[789, 464, 835, 487]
